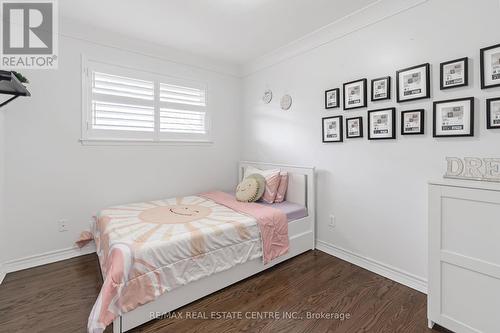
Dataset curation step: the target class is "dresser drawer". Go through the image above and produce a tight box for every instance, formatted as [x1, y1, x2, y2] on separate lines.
[441, 190, 500, 266]
[428, 181, 500, 333]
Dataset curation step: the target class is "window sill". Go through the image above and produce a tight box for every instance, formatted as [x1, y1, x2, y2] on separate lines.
[79, 139, 214, 146]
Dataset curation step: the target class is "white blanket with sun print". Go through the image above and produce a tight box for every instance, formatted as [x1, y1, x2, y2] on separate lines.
[87, 195, 262, 333]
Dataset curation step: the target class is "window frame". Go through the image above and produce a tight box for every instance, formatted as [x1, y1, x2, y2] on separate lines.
[81, 56, 212, 145]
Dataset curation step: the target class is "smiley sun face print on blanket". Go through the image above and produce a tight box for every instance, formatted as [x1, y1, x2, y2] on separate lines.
[98, 196, 253, 256]
[88, 195, 263, 333]
[138, 202, 212, 224]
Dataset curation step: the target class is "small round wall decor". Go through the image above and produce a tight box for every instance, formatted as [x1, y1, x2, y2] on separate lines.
[262, 89, 273, 104]
[280, 94, 292, 110]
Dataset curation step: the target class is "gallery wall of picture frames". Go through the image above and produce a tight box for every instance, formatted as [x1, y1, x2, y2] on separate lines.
[321, 42, 500, 143]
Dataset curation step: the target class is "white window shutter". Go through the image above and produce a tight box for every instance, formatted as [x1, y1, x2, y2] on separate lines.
[91, 72, 155, 133]
[82, 59, 210, 143]
[159, 83, 208, 137]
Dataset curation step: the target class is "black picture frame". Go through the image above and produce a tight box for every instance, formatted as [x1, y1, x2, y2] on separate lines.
[401, 109, 425, 135]
[322, 116, 343, 143]
[343, 78, 367, 110]
[480, 43, 500, 89]
[396, 63, 431, 103]
[371, 76, 391, 101]
[433, 97, 474, 138]
[324, 88, 340, 109]
[486, 97, 500, 129]
[440, 57, 468, 90]
[367, 107, 396, 140]
[345, 116, 363, 139]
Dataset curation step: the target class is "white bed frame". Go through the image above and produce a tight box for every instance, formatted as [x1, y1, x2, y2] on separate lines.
[112, 161, 316, 333]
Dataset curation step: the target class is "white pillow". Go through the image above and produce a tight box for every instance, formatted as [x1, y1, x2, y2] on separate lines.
[243, 166, 280, 179]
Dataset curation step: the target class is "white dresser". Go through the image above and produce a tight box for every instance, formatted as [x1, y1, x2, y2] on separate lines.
[428, 180, 500, 333]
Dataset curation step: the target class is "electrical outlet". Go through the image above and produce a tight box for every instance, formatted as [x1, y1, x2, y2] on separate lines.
[58, 219, 68, 232]
[329, 215, 336, 228]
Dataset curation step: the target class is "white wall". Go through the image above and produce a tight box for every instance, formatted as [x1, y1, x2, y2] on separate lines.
[241, 0, 500, 282]
[2, 22, 242, 262]
[3, 0, 499, 287]
[0, 111, 5, 274]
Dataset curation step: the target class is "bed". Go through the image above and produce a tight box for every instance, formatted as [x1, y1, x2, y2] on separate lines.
[88, 161, 315, 333]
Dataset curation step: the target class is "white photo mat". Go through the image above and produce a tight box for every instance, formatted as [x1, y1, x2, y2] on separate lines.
[325, 89, 339, 108]
[343, 79, 366, 109]
[441, 58, 468, 89]
[397, 64, 430, 102]
[322, 116, 343, 142]
[433, 98, 474, 137]
[346, 117, 362, 138]
[368, 108, 395, 140]
[482, 46, 500, 87]
[487, 98, 500, 128]
[402, 110, 424, 134]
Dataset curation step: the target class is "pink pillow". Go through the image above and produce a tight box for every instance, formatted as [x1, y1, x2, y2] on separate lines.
[274, 172, 289, 203]
[261, 172, 281, 203]
[244, 166, 280, 204]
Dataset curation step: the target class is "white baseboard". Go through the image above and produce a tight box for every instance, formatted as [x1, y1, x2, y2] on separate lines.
[0, 240, 426, 294]
[316, 240, 427, 294]
[0, 263, 5, 284]
[2, 244, 96, 281]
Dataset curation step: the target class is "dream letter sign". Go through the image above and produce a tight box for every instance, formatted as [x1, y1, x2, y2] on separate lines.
[445, 157, 500, 183]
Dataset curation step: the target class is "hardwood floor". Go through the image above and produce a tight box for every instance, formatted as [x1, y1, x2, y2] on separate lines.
[0, 250, 451, 333]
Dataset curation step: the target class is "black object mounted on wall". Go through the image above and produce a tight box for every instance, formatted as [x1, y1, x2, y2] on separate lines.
[0, 70, 30, 107]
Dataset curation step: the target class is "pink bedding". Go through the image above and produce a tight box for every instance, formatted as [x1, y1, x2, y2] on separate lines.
[81, 192, 289, 333]
[200, 191, 289, 264]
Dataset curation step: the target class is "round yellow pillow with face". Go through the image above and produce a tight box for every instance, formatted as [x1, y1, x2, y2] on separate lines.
[246, 173, 265, 200]
[236, 173, 265, 202]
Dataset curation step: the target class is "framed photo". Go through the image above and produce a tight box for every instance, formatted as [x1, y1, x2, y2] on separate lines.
[486, 97, 500, 129]
[396, 63, 430, 102]
[322, 116, 343, 143]
[401, 109, 425, 135]
[343, 78, 367, 110]
[433, 97, 474, 137]
[346, 117, 363, 139]
[371, 76, 391, 101]
[440, 57, 468, 90]
[480, 43, 500, 89]
[324, 88, 340, 109]
[368, 108, 396, 140]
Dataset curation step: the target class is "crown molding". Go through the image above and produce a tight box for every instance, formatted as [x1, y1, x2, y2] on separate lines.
[242, 0, 429, 77]
[59, 18, 242, 78]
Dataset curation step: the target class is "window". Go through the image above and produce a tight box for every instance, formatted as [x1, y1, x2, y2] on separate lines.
[159, 83, 207, 135]
[82, 59, 210, 143]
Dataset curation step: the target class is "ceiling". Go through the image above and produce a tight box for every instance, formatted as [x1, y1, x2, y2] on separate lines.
[60, 0, 377, 65]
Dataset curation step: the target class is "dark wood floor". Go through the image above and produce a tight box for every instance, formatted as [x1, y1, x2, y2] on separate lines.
[0, 250, 451, 333]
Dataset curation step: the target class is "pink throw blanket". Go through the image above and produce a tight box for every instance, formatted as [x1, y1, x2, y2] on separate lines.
[200, 191, 289, 264]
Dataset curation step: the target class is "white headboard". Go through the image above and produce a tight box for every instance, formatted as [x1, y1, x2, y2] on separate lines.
[238, 161, 315, 210]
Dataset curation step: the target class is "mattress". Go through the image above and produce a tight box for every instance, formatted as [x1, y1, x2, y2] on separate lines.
[89, 195, 263, 332]
[257, 200, 308, 221]
[225, 192, 308, 221]
[88, 193, 290, 333]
